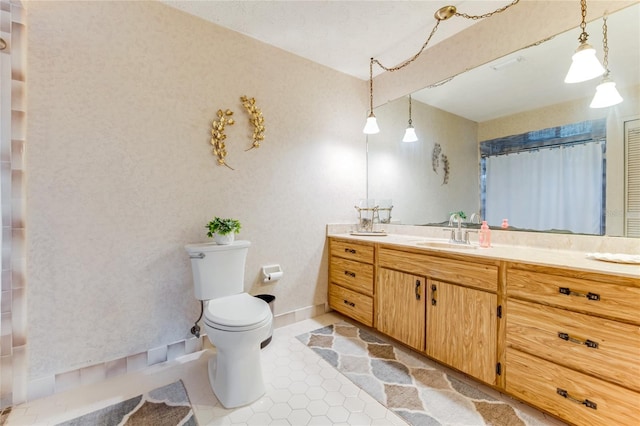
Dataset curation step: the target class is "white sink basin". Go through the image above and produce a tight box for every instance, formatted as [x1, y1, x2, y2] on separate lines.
[415, 241, 477, 250]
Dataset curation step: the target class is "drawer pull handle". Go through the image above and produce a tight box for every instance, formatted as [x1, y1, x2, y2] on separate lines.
[557, 332, 599, 349]
[415, 280, 421, 301]
[344, 248, 357, 254]
[556, 388, 597, 410]
[558, 287, 600, 301]
[431, 284, 437, 306]
[343, 299, 355, 307]
[344, 270, 356, 278]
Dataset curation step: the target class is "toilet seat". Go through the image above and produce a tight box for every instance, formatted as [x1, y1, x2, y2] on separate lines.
[204, 293, 272, 332]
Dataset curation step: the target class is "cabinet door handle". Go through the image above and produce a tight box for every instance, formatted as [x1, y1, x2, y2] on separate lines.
[431, 284, 437, 306]
[343, 299, 355, 307]
[415, 280, 421, 300]
[344, 248, 356, 254]
[558, 287, 600, 301]
[556, 388, 597, 410]
[344, 270, 356, 278]
[557, 332, 599, 349]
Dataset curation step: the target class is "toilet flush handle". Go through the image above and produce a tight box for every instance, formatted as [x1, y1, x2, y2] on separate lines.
[189, 253, 206, 259]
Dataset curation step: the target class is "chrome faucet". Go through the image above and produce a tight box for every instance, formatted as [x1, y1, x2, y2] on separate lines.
[444, 213, 476, 244]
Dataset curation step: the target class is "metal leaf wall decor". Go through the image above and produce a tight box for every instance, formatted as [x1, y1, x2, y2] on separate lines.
[441, 154, 450, 185]
[431, 143, 450, 184]
[432, 143, 442, 173]
[210, 109, 235, 170]
[241, 95, 265, 151]
[208, 96, 267, 170]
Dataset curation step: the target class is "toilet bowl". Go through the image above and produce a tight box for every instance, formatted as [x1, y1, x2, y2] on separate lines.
[185, 240, 274, 408]
[204, 293, 273, 408]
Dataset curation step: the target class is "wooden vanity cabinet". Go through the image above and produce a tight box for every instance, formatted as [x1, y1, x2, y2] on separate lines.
[328, 238, 375, 326]
[328, 236, 640, 425]
[427, 280, 497, 384]
[377, 246, 500, 385]
[376, 268, 425, 351]
[505, 263, 640, 426]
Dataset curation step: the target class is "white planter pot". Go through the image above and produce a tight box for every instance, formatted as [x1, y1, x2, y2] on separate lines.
[214, 233, 235, 245]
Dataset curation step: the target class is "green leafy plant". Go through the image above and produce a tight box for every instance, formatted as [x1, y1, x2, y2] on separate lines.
[206, 217, 242, 237]
[449, 211, 467, 220]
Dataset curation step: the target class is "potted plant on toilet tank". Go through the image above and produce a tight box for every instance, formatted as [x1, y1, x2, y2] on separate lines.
[206, 217, 241, 245]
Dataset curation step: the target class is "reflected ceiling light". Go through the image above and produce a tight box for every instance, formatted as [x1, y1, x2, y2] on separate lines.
[362, 1, 521, 134]
[402, 95, 418, 143]
[590, 14, 623, 108]
[490, 56, 525, 71]
[564, 0, 605, 83]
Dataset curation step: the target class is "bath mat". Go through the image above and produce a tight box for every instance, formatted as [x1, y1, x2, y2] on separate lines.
[297, 321, 557, 426]
[56, 380, 197, 426]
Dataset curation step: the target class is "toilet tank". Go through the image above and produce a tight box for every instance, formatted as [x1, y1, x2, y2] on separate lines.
[184, 240, 250, 300]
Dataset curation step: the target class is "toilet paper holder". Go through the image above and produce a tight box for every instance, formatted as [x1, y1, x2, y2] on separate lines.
[262, 264, 283, 282]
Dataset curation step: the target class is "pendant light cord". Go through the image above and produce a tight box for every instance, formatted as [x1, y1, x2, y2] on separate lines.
[363, 0, 520, 133]
[601, 13, 609, 72]
[368, 58, 374, 114]
[367, 0, 520, 114]
[372, 20, 442, 73]
[371, 0, 520, 74]
[578, 0, 589, 43]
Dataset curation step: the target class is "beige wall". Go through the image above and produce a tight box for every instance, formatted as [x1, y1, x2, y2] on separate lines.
[26, 1, 366, 381]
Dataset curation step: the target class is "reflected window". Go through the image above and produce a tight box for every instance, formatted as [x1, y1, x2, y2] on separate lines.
[480, 119, 606, 235]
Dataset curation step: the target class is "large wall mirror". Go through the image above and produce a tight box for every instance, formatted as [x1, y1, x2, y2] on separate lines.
[367, 3, 639, 237]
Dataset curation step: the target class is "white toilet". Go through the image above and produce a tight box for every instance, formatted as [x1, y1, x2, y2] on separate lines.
[185, 240, 273, 408]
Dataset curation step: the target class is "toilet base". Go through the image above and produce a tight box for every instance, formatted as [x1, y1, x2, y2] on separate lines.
[208, 345, 266, 408]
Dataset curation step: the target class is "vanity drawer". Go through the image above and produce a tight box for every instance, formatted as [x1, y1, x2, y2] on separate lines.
[329, 284, 373, 327]
[330, 239, 374, 264]
[507, 299, 640, 392]
[507, 268, 640, 325]
[506, 348, 640, 426]
[330, 257, 374, 295]
[379, 247, 498, 292]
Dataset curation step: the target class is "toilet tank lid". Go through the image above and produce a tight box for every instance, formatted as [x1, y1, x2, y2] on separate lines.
[185, 240, 251, 253]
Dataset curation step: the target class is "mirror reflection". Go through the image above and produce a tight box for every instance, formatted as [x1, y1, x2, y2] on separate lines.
[367, 3, 639, 237]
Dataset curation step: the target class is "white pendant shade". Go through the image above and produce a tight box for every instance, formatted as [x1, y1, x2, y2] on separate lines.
[564, 42, 605, 83]
[402, 126, 418, 142]
[590, 78, 623, 108]
[363, 115, 380, 134]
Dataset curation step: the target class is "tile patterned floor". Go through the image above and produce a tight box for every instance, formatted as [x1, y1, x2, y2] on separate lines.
[6, 313, 566, 425]
[297, 321, 561, 426]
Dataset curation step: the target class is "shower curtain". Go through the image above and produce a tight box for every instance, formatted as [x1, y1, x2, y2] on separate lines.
[485, 141, 603, 234]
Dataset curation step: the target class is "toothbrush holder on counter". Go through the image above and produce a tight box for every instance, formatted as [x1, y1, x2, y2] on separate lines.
[355, 199, 377, 233]
[354, 199, 393, 232]
[376, 199, 393, 224]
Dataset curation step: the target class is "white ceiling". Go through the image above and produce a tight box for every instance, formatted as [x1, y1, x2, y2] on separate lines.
[161, 1, 515, 80]
[161, 1, 639, 122]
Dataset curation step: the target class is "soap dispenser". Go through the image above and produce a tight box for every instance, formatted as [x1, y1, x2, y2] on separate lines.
[479, 221, 491, 248]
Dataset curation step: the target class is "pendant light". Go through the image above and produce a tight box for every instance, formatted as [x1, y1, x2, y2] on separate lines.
[362, 1, 521, 134]
[564, 0, 605, 83]
[590, 14, 623, 108]
[402, 95, 418, 142]
[363, 58, 380, 134]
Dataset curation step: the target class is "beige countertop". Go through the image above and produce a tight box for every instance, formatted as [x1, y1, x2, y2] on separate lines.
[328, 232, 640, 280]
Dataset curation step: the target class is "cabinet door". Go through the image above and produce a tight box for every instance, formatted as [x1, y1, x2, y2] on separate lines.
[377, 268, 426, 351]
[427, 280, 497, 384]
